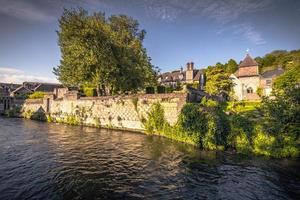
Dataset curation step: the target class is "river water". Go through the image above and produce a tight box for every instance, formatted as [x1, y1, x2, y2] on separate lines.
[0, 117, 299, 200]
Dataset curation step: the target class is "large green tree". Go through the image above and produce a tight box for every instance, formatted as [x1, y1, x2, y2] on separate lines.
[205, 66, 233, 98]
[226, 59, 238, 74]
[53, 8, 156, 95]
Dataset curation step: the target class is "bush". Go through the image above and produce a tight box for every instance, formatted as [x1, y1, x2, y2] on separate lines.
[28, 92, 47, 99]
[253, 130, 276, 157]
[144, 102, 166, 134]
[83, 87, 97, 97]
[165, 86, 173, 93]
[31, 111, 47, 121]
[156, 86, 166, 94]
[145, 87, 155, 94]
[15, 93, 29, 100]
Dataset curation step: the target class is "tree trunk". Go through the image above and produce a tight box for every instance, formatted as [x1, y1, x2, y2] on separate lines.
[96, 84, 101, 97]
[102, 85, 106, 96]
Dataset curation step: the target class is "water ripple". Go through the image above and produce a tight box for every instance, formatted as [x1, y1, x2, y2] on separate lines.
[0, 117, 299, 200]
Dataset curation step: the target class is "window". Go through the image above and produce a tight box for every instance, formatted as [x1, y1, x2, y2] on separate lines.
[266, 80, 272, 86]
[247, 87, 253, 94]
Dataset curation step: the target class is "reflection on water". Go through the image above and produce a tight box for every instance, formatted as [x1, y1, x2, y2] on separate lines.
[0, 117, 299, 200]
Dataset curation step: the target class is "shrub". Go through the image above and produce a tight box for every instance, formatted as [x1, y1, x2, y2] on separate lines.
[145, 87, 155, 94]
[165, 86, 174, 93]
[31, 111, 47, 121]
[144, 102, 166, 134]
[235, 131, 252, 154]
[83, 87, 97, 97]
[28, 92, 46, 99]
[157, 86, 166, 94]
[131, 97, 139, 112]
[177, 103, 206, 134]
[65, 114, 80, 125]
[253, 129, 276, 156]
[23, 109, 34, 119]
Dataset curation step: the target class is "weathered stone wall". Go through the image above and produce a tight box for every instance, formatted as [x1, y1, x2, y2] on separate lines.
[22, 93, 187, 131]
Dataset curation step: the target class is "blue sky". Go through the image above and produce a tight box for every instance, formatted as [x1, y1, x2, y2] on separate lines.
[0, 0, 300, 83]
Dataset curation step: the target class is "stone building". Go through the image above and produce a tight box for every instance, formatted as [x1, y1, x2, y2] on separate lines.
[10, 82, 63, 98]
[158, 62, 205, 88]
[0, 86, 13, 114]
[230, 54, 284, 100]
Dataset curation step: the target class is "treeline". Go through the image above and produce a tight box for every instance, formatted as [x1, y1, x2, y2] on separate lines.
[53, 8, 157, 96]
[255, 49, 300, 72]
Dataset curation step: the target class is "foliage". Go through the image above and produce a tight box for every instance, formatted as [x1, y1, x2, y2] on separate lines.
[144, 100, 230, 150]
[28, 92, 47, 99]
[53, 8, 157, 95]
[83, 87, 97, 97]
[145, 87, 155, 94]
[23, 109, 34, 119]
[205, 65, 233, 98]
[255, 49, 300, 72]
[156, 86, 166, 94]
[144, 102, 166, 134]
[226, 59, 238, 74]
[186, 82, 199, 90]
[31, 111, 47, 121]
[131, 97, 139, 112]
[260, 66, 300, 137]
[15, 93, 29, 100]
[256, 87, 263, 97]
[65, 114, 80, 125]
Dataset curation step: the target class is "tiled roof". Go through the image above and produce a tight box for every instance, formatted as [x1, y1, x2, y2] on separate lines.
[160, 71, 185, 82]
[237, 66, 259, 77]
[193, 69, 205, 81]
[239, 54, 258, 67]
[261, 68, 284, 78]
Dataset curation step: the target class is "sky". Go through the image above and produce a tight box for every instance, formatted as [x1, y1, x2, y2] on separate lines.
[0, 0, 300, 83]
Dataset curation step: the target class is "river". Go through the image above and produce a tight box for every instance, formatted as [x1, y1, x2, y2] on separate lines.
[0, 117, 299, 200]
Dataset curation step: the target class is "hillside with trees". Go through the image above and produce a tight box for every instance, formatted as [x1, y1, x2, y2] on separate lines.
[255, 49, 300, 72]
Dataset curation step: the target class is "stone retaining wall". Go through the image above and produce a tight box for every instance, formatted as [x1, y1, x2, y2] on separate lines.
[22, 93, 187, 131]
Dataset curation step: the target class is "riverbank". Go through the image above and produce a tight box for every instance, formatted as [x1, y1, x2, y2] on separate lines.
[4, 93, 299, 158]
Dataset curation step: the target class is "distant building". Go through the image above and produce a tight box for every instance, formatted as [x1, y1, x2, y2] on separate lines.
[230, 54, 284, 100]
[10, 82, 63, 97]
[0, 83, 21, 95]
[0, 86, 13, 114]
[158, 62, 205, 89]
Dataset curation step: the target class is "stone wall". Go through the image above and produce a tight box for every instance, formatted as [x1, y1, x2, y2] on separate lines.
[21, 93, 187, 131]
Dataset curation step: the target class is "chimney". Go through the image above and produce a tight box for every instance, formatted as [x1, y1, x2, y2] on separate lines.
[186, 62, 191, 70]
[190, 62, 194, 70]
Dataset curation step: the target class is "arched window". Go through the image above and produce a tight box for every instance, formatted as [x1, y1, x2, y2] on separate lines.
[247, 87, 253, 94]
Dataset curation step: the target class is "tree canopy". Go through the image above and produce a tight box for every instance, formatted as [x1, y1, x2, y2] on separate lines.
[204, 65, 233, 98]
[255, 49, 300, 72]
[53, 8, 157, 95]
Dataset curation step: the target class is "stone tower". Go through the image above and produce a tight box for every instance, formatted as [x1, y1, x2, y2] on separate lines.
[231, 54, 260, 100]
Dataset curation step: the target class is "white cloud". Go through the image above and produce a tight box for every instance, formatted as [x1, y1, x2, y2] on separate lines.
[139, 0, 270, 44]
[0, 0, 56, 22]
[233, 23, 266, 45]
[0, 67, 59, 84]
